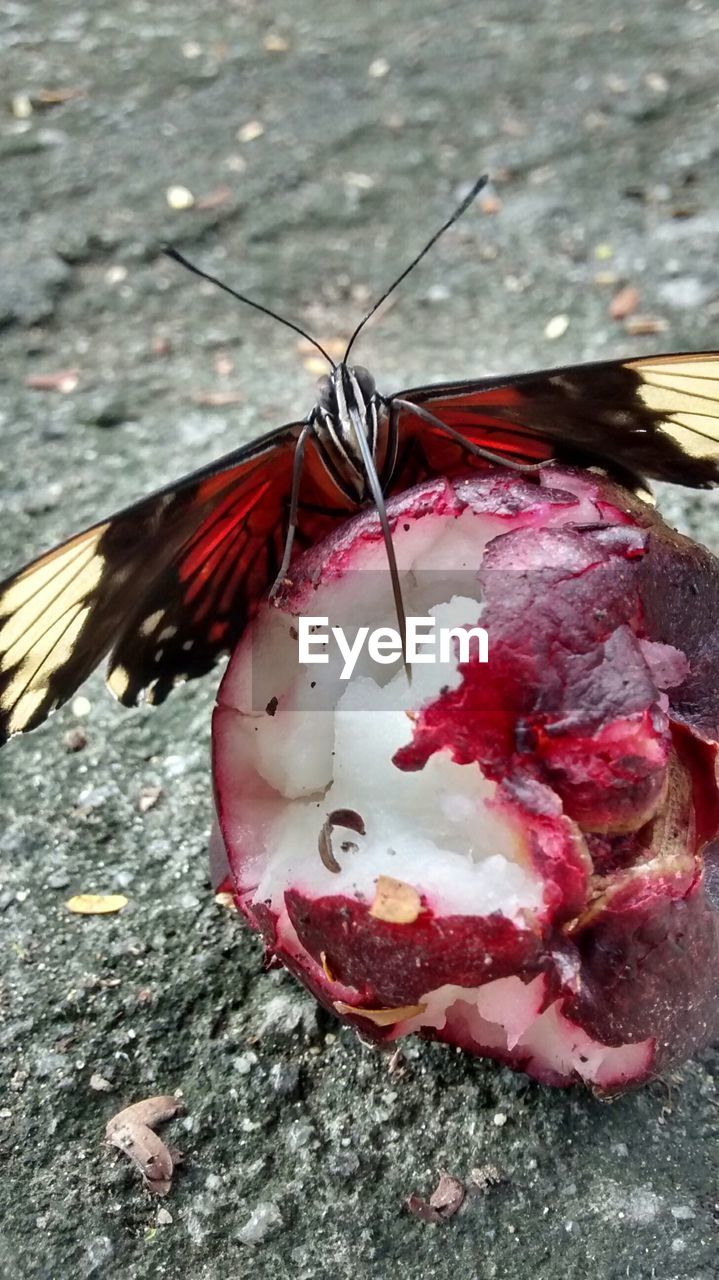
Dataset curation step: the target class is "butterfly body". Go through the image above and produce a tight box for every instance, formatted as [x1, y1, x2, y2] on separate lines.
[307, 363, 394, 501]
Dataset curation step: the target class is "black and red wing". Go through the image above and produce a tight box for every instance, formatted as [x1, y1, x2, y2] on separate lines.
[106, 433, 351, 709]
[4, 351, 719, 745]
[389, 353, 719, 489]
[0, 422, 348, 744]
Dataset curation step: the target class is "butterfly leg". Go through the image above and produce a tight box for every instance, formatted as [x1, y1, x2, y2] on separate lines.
[378, 394, 400, 491]
[269, 420, 313, 597]
[391, 398, 553, 473]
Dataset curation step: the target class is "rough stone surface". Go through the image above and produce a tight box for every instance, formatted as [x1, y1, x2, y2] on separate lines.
[1, 2, 718, 1277]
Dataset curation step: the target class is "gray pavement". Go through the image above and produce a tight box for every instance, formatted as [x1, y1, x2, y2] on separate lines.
[1, 2, 718, 1277]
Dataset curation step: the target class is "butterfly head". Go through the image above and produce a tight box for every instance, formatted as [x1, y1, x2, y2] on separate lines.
[313, 364, 390, 502]
[315, 364, 376, 417]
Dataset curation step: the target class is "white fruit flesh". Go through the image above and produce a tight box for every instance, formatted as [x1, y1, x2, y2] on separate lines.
[214, 504, 583, 921]
[213, 471, 662, 1089]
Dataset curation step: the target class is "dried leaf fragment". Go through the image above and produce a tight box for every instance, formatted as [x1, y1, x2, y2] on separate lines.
[137, 786, 164, 814]
[334, 1000, 426, 1027]
[66, 893, 128, 915]
[105, 1095, 184, 1197]
[190, 389, 244, 407]
[214, 353, 234, 377]
[214, 891, 238, 912]
[609, 284, 639, 320]
[25, 369, 79, 393]
[196, 184, 232, 210]
[108, 1095, 182, 1130]
[35, 86, 86, 106]
[369, 875, 421, 924]
[478, 185, 503, 215]
[406, 1171, 465, 1223]
[624, 314, 668, 336]
[430, 1171, 466, 1216]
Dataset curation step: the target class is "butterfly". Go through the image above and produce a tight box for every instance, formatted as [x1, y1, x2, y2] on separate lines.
[1, 174, 718, 747]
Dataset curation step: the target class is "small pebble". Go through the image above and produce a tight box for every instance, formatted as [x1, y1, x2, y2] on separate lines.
[343, 171, 375, 190]
[166, 185, 195, 210]
[237, 120, 264, 143]
[224, 153, 248, 173]
[263, 32, 289, 52]
[137, 786, 164, 814]
[12, 93, 33, 119]
[671, 1205, 695, 1221]
[328, 1150, 360, 1180]
[233, 1051, 258, 1076]
[269, 1062, 300, 1098]
[89, 1073, 113, 1092]
[237, 1202, 283, 1245]
[47, 871, 70, 890]
[544, 314, 569, 340]
[368, 57, 390, 78]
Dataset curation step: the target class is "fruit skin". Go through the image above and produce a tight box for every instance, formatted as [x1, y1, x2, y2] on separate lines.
[213, 465, 719, 1091]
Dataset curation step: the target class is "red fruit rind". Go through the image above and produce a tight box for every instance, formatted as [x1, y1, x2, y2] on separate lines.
[213, 465, 719, 1091]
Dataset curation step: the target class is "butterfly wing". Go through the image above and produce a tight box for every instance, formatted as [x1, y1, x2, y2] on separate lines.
[390, 353, 719, 488]
[0, 423, 309, 743]
[106, 433, 351, 708]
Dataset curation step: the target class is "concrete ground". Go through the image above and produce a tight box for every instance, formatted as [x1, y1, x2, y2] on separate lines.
[1, 1, 718, 1276]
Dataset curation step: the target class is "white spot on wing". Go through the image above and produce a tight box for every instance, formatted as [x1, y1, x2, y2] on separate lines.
[107, 666, 130, 700]
[140, 610, 165, 637]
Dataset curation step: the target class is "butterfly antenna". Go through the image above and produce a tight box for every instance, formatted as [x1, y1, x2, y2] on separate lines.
[163, 245, 336, 369]
[343, 174, 489, 364]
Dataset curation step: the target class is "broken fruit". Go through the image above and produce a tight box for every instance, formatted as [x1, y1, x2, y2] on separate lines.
[212, 465, 719, 1092]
